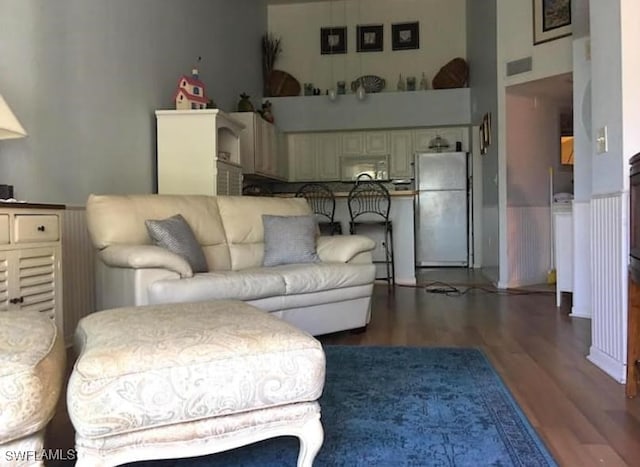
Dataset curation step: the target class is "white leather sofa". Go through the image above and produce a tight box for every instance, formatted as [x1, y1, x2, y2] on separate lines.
[86, 194, 376, 335]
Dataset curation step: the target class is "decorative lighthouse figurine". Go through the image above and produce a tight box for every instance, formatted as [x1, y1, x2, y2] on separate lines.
[173, 57, 208, 110]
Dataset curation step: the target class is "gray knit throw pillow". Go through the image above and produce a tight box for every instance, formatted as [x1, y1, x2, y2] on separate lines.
[145, 214, 208, 273]
[262, 215, 320, 267]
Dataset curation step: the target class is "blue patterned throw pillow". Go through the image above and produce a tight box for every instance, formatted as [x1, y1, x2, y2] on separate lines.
[262, 215, 320, 267]
[145, 214, 208, 273]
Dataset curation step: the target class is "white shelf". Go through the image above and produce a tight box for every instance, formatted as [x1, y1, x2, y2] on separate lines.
[267, 88, 471, 133]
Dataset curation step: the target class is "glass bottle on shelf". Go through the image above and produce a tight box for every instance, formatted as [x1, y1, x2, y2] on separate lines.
[397, 74, 406, 91]
[419, 72, 429, 90]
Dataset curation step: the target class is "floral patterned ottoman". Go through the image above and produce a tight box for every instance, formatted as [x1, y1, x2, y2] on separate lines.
[0, 311, 66, 467]
[68, 300, 326, 467]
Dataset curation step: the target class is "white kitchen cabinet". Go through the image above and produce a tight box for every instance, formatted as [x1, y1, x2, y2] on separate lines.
[389, 130, 414, 178]
[0, 205, 64, 332]
[276, 131, 289, 180]
[342, 132, 365, 155]
[365, 131, 389, 155]
[316, 133, 341, 181]
[230, 112, 284, 180]
[288, 133, 340, 181]
[288, 133, 317, 181]
[156, 110, 245, 195]
[342, 131, 388, 155]
[285, 126, 469, 182]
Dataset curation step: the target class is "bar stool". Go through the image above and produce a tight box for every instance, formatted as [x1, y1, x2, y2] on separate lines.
[296, 183, 342, 235]
[242, 183, 272, 196]
[348, 180, 394, 287]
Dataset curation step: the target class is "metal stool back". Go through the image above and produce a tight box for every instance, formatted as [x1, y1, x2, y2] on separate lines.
[295, 183, 342, 235]
[348, 180, 394, 287]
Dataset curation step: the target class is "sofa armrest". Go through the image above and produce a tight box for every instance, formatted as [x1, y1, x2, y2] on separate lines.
[98, 245, 194, 278]
[316, 235, 375, 263]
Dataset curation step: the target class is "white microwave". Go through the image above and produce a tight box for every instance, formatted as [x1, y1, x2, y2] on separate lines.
[340, 155, 389, 181]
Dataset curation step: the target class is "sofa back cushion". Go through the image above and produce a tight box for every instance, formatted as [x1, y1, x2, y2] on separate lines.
[86, 194, 232, 271]
[216, 197, 312, 270]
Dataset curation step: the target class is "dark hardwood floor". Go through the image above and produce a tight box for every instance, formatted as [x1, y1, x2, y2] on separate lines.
[48, 281, 640, 466]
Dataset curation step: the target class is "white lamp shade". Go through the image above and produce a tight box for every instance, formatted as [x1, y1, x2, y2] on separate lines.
[0, 95, 27, 140]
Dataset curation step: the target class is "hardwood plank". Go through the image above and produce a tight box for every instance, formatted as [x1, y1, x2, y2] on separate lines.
[48, 282, 640, 466]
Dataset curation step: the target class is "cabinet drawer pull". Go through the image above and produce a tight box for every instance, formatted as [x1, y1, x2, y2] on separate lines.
[37, 225, 46, 232]
[9, 297, 24, 304]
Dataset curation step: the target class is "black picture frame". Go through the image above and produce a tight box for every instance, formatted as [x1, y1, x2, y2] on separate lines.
[533, 0, 571, 45]
[321, 27, 347, 55]
[391, 22, 419, 51]
[357, 24, 383, 52]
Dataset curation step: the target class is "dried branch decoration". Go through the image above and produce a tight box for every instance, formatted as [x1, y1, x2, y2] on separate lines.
[262, 33, 282, 96]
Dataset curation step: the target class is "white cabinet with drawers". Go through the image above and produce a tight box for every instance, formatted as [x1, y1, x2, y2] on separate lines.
[0, 204, 64, 331]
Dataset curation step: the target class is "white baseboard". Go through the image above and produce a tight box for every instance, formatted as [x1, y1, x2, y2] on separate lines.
[395, 277, 417, 286]
[587, 346, 626, 384]
[570, 306, 592, 319]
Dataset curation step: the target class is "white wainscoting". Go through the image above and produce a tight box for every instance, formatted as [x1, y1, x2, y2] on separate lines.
[587, 193, 628, 383]
[62, 207, 95, 343]
[506, 206, 551, 287]
[571, 201, 592, 318]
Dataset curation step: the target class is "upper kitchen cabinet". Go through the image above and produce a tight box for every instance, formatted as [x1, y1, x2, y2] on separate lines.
[389, 130, 414, 179]
[341, 131, 389, 156]
[288, 132, 340, 181]
[156, 110, 245, 195]
[230, 112, 285, 181]
[288, 133, 316, 181]
[316, 133, 341, 181]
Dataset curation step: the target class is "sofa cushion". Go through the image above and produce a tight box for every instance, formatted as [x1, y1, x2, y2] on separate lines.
[271, 262, 376, 295]
[148, 269, 286, 304]
[262, 214, 320, 267]
[217, 196, 312, 270]
[147, 262, 375, 306]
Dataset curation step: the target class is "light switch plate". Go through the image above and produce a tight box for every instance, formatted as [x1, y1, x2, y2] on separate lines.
[596, 126, 608, 154]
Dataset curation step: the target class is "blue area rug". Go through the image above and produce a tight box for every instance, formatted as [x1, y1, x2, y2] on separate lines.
[131, 346, 557, 467]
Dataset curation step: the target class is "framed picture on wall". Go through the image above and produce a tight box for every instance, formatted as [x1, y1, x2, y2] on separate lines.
[321, 26, 347, 54]
[391, 22, 419, 50]
[357, 24, 383, 52]
[533, 0, 571, 45]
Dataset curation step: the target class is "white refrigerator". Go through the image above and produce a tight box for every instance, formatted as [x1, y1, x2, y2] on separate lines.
[415, 151, 469, 267]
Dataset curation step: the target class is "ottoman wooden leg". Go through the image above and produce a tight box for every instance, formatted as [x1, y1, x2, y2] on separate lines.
[297, 416, 324, 467]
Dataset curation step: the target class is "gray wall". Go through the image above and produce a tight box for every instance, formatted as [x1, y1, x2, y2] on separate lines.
[0, 0, 267, 205]
[467, 0, 498, 269]
[572, 0, 592, 202]
[589, 0, 624, 195]
[467, 0, 498, 205]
